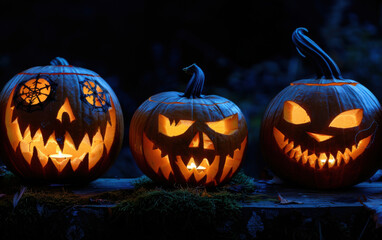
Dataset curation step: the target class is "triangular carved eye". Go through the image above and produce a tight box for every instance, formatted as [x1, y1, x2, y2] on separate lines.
[283, 101, 311, 125]
[329, 109, 363, 129]
[158, 114, 195, 137]
[206, 114, 238, 135]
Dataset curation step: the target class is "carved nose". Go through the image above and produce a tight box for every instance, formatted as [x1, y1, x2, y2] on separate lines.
[307, 132, 333, 142]
[189, 132, 215, 150]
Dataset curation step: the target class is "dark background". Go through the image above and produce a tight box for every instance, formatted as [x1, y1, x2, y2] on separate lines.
[0, 0, 382, 179]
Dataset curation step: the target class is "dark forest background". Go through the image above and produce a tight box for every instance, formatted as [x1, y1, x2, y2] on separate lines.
[0, 0, 382, 179]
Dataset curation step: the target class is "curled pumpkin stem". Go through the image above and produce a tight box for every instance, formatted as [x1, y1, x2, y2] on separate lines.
[182, 64, 205, 98]
[292, 27, 342, 80]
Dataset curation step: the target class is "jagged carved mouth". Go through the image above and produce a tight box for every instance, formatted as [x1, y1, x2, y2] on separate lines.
[5, 89, 116, 173]
[273, 127, 372, 169]
[142, 134, 247, 184]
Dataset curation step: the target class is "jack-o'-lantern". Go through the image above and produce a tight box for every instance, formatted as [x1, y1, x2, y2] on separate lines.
[129, 64, 248, 186]
[260, 28, 382, 189]
[0, 57, 124, 183]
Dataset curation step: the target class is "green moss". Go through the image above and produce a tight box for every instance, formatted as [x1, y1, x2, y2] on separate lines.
[115, 189, 242, 239]
[113, 171, 262, 239]
[0, 167, 271, 239]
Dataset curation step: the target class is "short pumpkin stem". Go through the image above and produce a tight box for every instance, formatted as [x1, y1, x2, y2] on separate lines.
[292, 27, 342, 79]
[50, 57, 70, 66]
[182, 63, 205, 98]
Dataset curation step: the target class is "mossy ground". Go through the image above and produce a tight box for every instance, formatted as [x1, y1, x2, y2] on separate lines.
[0, 167, 272, 240]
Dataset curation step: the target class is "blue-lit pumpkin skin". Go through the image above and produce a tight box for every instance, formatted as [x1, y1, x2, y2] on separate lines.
[260, 28, 382, 189]
[129, 64, 248, 186]
[0, 57, 124, 183]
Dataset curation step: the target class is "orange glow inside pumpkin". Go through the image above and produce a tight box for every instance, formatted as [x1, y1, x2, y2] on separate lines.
[82, 81, 108, 107]
[18, 78, 51, 105]
[273, 127, 371, 169]
[329, 109, 363, 128]
[158, 114, 195, 137]
[306, 132, 333, 142]
[188, 132, 215, 150]
[206, 114, 239, 135]
[56, 98, 76, 123]
[5, 88, 117, 173]
[283, 101, 311, 125]
[143, 132, 247, 184]
[189, 133, 200, 147]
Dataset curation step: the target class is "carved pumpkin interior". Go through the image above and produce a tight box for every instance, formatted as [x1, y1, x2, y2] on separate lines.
[273, 101, 372, 169]
[143, 113, 247, 185]
[5, 79, 117, 173]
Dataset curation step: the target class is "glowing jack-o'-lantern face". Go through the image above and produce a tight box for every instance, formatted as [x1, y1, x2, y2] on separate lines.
[130, 64, 248, 186]
[260, 28, 382, 189]
[0, 57, 124, 183]
[273, 101, 372, 169]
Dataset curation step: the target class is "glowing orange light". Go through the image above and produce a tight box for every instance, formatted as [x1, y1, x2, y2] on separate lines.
[56, 98, 76, 123]
[273, 127, 372, 169]
[206, 114, 238, 135]
[158, 114, 195, 137]
[307, 132, 333, 142]
[202, 133, 214, 150]
[5, 89, 117, 172]
[49, 150, 72, 160]
[283, 101, 311, 125]
[19, 78, 51, 105]
[189, 133, 200, 147]
[329, 109, 363, 128]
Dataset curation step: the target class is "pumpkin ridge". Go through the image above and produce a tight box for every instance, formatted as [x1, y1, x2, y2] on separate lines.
[17, 72, 100, 77]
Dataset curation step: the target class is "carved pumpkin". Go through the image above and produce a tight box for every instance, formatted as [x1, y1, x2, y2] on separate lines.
[260, 28, 382, 189]
[0, 57, 124, 183]
[129, 64, 248, 186]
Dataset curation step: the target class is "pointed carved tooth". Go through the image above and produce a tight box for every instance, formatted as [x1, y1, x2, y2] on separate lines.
[308, 154, 317, 168]
[207, 156, 220, 184]
[289, 149, 296, 158]
[70, 153, 87, 171]
[302, 150, 308, 164]
[336, 151, 343, 166]
[273, 128, 288, 149]
[293, 146, 302, 162]
[284, 141, 294, 154]
[352, 145, 357, 153]
[295, 153, 302, 162]
[228, 151, 235, 159]
[199, 158, 210, 170]
[289, 145, 301, 159]
[160, 151, 167, 158]
[343, 148, 351, 164]
[328, 154, 335, 168]
[318, 153, 327, 169]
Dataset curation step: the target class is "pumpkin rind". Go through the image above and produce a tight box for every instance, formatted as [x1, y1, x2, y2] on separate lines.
[0, 57, 124, 183]
[129, 64, 248, 186]
[260, 28, 382, 189]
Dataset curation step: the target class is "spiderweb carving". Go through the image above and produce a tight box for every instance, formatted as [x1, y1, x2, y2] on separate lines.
[80, 79, 111, 112]
[14, 75, 55, 112]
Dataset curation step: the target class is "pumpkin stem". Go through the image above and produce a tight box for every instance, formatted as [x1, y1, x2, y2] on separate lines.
[182, 64, 205, 98]
[50, 57, 70, 66]
[292, 28, 342, 79]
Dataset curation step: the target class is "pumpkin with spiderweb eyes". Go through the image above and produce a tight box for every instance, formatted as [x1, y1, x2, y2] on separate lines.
[260, 28, 382, 189]
[0, 57, 124, 183]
